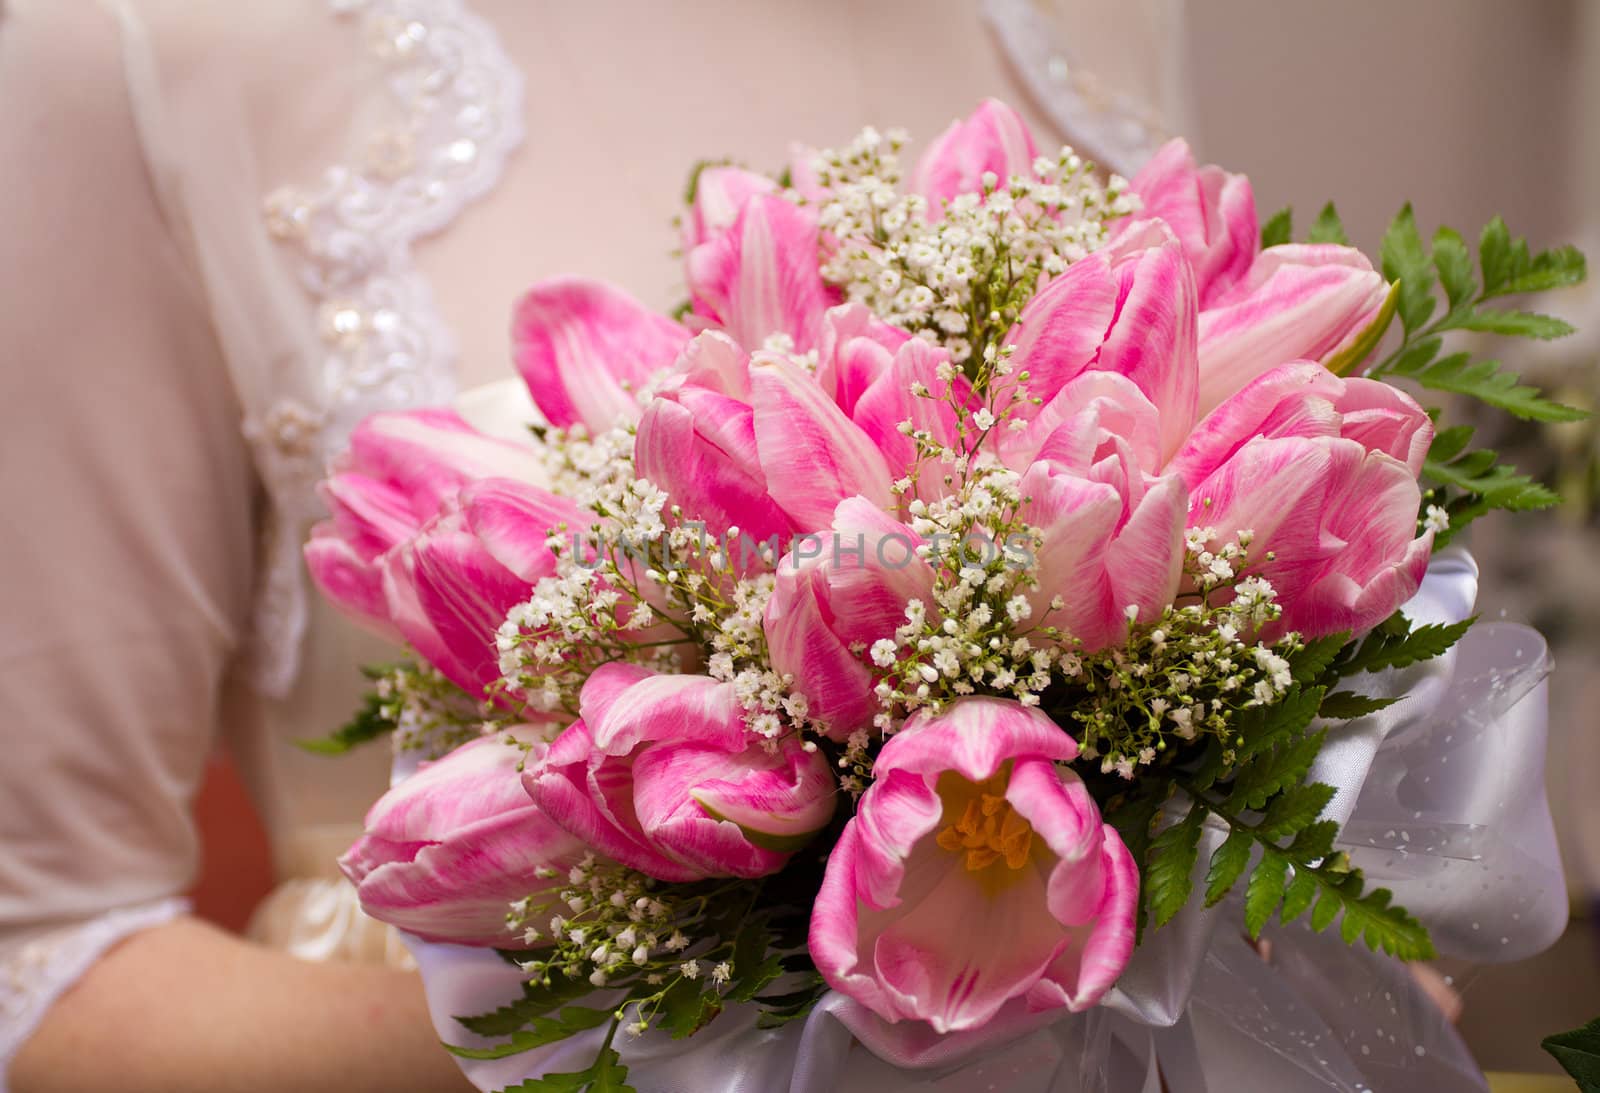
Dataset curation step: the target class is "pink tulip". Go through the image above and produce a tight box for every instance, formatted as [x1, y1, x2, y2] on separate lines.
[1188, 435, 1432, 640]
[911, 99, 1039, 214]
[382, 478, 577, 698]
[850, 336, 972, 497]
[1005, 220, 1199, 463]
[340, 725, 587, 948]
[305, 409, 545, 635]
[525, 664, 838, 882]
[1196, 245, 1389, 417]
[1167, 360, 1433, 489]
[814, 304, 913, 417]
[1017, 456, 1187, 652]
[1120, 139, 1257, 308]
[811, 697, 1138, 1033]
[682, 166, 779, 251]
[634, 383, 798, 552]
[666, 329, 752, 402]
[684, 192, 834, 352]
[764, 499, 937, 739]
[512, 277, 692, 432]
[750, 354, 894, 529]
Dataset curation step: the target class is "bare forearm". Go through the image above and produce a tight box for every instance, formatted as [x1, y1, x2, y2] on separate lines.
[11, 917, 475, 1093]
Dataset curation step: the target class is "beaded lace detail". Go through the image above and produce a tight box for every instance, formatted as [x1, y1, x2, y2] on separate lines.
[247, 0, 525, 695]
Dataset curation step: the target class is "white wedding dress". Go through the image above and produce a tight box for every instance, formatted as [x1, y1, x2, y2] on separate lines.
[0, 2, 1573, 1091]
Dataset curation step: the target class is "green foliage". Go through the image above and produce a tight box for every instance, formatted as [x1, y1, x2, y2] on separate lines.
[1542, 1017, 1600, 1092]
[456, 969, 595, 1039]
[294, 664, 399, 754]
[1423, 425, 1561, 546]
[1144, 803, 1206, 930]
[1362, 207, 1587, 538]
[1308, 202, 1349, 246]
[495, 1048, 633, 1093]
[1123, 612, 1472, 961]
[1385, 339, 1586, 422]
[1260, 206, 1293, 249]
[446, 1005, 614, 1061]
[1326, 613, 1475, 677]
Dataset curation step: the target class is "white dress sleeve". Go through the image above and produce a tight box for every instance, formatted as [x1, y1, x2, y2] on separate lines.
[0, 0, 257, 1076]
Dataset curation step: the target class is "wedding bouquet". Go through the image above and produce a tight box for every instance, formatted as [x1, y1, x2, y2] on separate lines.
[306, 101, 1585, 1091]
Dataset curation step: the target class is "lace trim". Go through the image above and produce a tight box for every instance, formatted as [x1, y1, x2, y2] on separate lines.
[246, 0, 525, 695]
[0, 898, 190, 1083]
[983, 0, 1173, 179]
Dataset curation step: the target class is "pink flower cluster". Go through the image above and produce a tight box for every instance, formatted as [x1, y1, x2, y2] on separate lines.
[318, 102, 1433, 1036]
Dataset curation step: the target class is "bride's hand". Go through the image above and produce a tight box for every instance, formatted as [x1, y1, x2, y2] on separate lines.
[11, 917, 475, 1093]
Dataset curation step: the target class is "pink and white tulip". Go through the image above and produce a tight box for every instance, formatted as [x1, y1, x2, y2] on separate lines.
[685, 192, 834, 352]
[681, 166, 779, 251]
[811, 698, 1138, 1033]
[1017, 456, 1187, 652]
[513, 277, 692, 432]
[814, 303, 913, 417]
[750, 354, 895, 529]
[634, 382, 798, 551]
[526, 664, 838, 882]
[382, 478, 576, 698]
[912, 99, 1038, 214]
[340, 725, 586, 947]
[305, 408, 544, 635]
[1188, 435, 1432, 640]
[1168, 360, 1433, 489]
[1196, 245, 1390, 417]
[1005, 221, 1199, 463]
[1121, 139, 1257, 308]
[764, 499, 937, 739]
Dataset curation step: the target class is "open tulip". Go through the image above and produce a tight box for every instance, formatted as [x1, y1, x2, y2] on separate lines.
[525, 664, 838, 882]
[340, 725, 586, 947]
[1196, 245, 1389, 417]
[513, 277, 692, 432]
[1187, 435, 1432, 640]
[1120, 138, 1257, 307]
[305, 408, 545, 635]
[911, 99, 1038, 214]
[811, 697, 1138, 1033]
[764, 498, 936, 739]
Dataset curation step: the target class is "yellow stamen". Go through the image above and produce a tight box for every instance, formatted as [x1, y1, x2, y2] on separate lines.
[936, 791, 1035, 873]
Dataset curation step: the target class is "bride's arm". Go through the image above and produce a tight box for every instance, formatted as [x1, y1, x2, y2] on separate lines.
[0, 5, 468, 1090]
[11, 920, 471, 1093]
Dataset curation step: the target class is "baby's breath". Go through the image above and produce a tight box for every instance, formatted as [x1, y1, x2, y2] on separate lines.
[809, 127, 1134, 371]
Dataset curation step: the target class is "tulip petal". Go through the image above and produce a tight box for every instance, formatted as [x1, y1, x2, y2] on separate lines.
[305, 529, 395, 636]
[513, 277, 691, 431]
[1121, 139, 1257, 306]
[1197, 245, 1388, 416]
[878, 698, 1077, 781]
[751, 355, 894, 528]
[912, 99, 1039, 213]
[685, 194, 832, 352]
